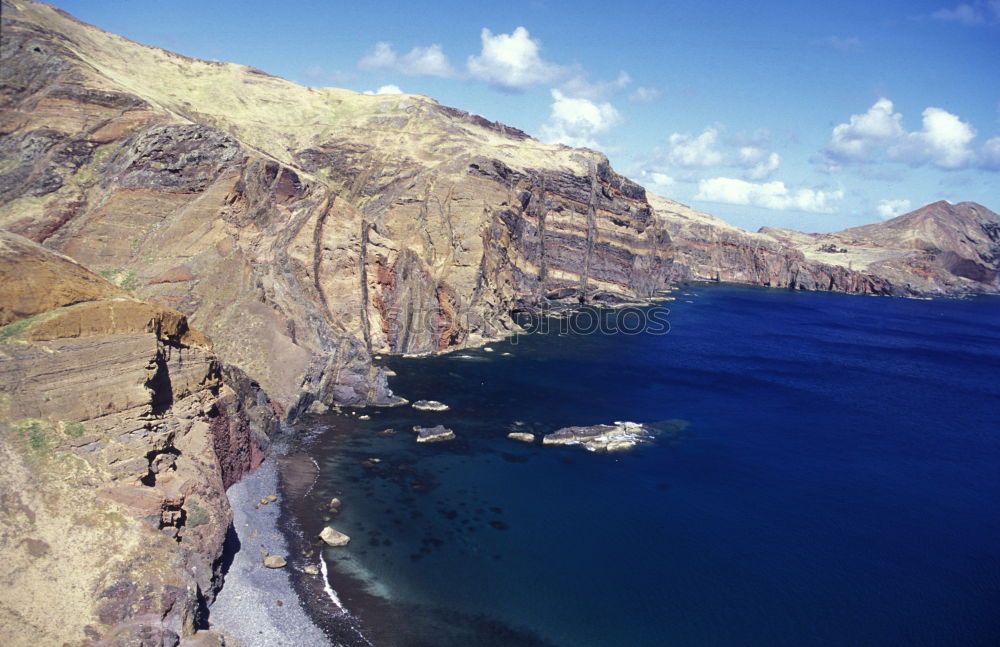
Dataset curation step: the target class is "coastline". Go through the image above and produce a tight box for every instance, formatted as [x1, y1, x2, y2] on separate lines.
[208, 459, 333, 646]
[275, 413, 568, 647]
[273, 446, 379, 647]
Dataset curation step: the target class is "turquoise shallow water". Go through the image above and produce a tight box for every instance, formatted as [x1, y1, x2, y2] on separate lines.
[294, 286, 1000, 647]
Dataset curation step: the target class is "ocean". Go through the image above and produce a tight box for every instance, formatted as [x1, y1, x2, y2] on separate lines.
[288, 285, 1000, 647]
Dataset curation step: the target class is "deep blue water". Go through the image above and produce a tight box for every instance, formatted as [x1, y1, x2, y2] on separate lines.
[299, 286, 1000, 647]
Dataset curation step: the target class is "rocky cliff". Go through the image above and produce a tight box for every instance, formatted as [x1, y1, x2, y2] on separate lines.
[0, 0, 673, 417]
[652, 195, 1000, 297]
[759, 200, 1000, 296]
[0, 231, 276, 646]
[1, 2, 997, 644]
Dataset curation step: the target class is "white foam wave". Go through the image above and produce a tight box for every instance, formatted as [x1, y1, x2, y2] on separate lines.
[302, 456, 320, 497]
[318, 552, 346, 612]
[319, 553, 376, 646]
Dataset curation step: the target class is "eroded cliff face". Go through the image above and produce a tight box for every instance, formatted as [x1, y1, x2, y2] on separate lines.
[760, 201, 1000, 296]
[651, 194, 1000, 297]
[0, 0, 674, 416]
[0, 231, 275, 646]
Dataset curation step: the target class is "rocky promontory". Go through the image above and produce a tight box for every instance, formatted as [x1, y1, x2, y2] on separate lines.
[652, 195, 1000, 297]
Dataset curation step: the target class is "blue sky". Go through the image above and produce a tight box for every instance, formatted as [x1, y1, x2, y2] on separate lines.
[47, 0, 1000, 232]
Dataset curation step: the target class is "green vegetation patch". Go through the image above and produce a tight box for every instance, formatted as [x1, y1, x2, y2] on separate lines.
[0, 309, 65, 343]
[0, 314, 44, 343]
[63, 420, 86, 438]
[185, 502, 210, 528]
[12, 419, 53, 455]
[98, 267, 140, 292]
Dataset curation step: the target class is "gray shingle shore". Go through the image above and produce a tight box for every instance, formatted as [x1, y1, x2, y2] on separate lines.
[209, 460, 333, 646]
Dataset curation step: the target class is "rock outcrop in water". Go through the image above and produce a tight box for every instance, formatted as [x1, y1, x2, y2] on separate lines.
[413, 424, 457, 443]
[542, 421, 658, 452]
[0, 231, 276, 646]
[412, 400, 451, 412]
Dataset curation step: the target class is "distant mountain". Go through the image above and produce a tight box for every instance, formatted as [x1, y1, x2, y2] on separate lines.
[758, 201, 1000, 295]
[650, 195, 999, 297]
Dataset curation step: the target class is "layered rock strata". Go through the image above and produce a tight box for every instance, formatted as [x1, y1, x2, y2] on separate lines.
[652, 195, 1000, 297]
[0, 0, 674, 418]
[0, 231, 275, 646]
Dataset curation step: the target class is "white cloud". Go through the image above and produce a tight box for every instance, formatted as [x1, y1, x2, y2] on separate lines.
[824, 98, 905, 164]
[363, 84, 404, 95]
[740, 148, 782, 180]
[932, 1, 1000, 25]
[537, 89, 621, 149]
[889, 107, 976, 169]
[467, 27, 565, 91]
[358, 42, 455, 77]
[695, 177, 843, 213]
[358, 42, 396, 70]
[629, 86, 663, 104]
[981, 136, 1000, 170]
[399, 44, 454, 77]
[560, 71, 630, 102]
[876, 199, 912, 219]
[825, 36, 862, 51]
[821, 99, 996, 171]
[665, 127, 725, 168]
[636, 171, 677, 187]
[653, 127, 781, 179]
[650, 172, 675, 186]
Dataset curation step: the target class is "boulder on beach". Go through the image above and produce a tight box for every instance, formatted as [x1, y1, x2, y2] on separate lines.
[263, 555, 287, 568]
[412, 400, 450, 411]
[507, 432, 536, 443]
[303, 564, 320, 576]
[542, 421, 657, 452]
[320, 526, 351, 546]
[413, 425, 456, 443]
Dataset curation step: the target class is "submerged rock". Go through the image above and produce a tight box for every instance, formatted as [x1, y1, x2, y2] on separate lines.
[412, 400, 450, 412]
[507, 432, 536, 443]
[542, 421, 656, 452]
[303, 564, 320, 576]
[413, 425, 456, 443]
